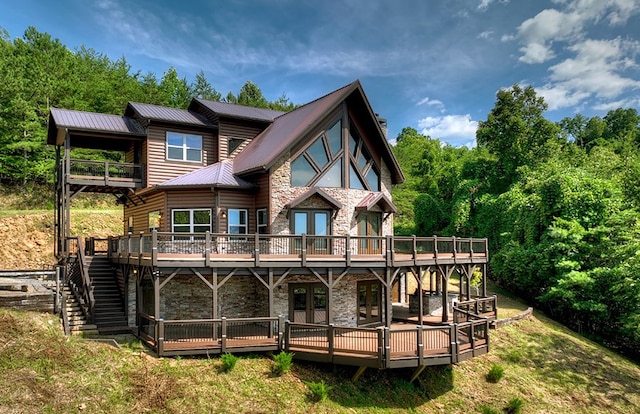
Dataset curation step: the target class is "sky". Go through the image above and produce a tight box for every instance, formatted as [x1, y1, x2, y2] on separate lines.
[2, 0, 640, 147]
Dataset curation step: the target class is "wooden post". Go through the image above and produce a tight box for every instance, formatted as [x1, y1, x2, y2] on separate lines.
[327, 269, 333, 323]
[384, 326, 391, 369]
[268, 269, 275, 318]
[417, 267, 424, 326]
[441, 267, 449, 323]
[385, 268, 392, 328]
[157, 319, 165, 357]
[205, 231, 211, 267]
[417, 325, 424, 365]
[221, 317, 227, 353]
[254, 233, 260, 267]
[301, 234, 307, 267]
[328, 324, 335, 361]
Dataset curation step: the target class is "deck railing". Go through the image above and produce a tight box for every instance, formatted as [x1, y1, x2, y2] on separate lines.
[65, 235, 95, 323]
[455, 296, 498, 320]
[68, 159, 143, 182]
[109, 231, 488, 266]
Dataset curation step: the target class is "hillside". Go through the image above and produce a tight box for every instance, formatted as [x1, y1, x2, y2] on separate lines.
[0, 308, 639, 413]
[0, 210, 122, 269]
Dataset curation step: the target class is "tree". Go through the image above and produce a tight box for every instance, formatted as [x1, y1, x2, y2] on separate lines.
[476, 84, 560, 191]
[191, 70, 221, 101]
[158, 67, 192, 108]
[236, 80, 268, 108]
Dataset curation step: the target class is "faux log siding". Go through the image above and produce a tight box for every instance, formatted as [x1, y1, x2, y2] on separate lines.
[166, 189, 216, 231]
[219, 190, 257, 233]
[218, 119, 266, 160]
[145, 124, 217, 187]
[124, 192, 166, 233]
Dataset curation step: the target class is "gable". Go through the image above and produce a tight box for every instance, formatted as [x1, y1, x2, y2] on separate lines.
[232, 80, 404, 185]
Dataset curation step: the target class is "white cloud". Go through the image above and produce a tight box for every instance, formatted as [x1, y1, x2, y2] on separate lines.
[515, 0, 640, 64]
[478, 30, 494, 40]
[536, 85, 591, 110]
[417, 97, 445, 113]
[418, 114, 478, 146]
[593, 97, 640, 111]
[478, 0, 510, 12]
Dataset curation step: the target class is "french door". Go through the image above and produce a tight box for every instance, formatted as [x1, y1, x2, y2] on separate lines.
[358, 280, 381, 325]
[357, 213, 382, 254]
[290, 283, 327, 323]
[292, 210, 330, 254]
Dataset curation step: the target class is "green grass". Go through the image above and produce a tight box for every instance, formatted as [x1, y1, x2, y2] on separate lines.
[1, 308, 639, 413]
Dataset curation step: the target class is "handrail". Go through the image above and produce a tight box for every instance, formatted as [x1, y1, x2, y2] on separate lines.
[108, 231, 489, 265]
[65, 235, 95, 323]
[68, 158, 143, 181]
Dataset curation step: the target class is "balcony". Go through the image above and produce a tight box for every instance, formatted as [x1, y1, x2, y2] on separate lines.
[66, 159, 144, 188]
[107, 232, 489, 269]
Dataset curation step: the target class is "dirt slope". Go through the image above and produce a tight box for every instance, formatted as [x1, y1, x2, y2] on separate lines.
[0, 211, 121, 269]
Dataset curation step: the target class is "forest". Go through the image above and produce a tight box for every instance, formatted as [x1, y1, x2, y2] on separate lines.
[0, 27, 638, 360]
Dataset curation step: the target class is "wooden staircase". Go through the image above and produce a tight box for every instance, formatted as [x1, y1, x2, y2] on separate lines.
[61, 285, 99, 334]
[85, 256, 130, 334]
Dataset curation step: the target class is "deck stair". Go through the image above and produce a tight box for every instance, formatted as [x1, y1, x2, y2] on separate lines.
[59, 286, 99, 335]
[84, 256, 130, 334]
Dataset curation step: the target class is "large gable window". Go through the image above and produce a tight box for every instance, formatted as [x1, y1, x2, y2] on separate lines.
[290, 116, 380, 191]
[167, 132, 203, 162]
[291, 119, 344, 187]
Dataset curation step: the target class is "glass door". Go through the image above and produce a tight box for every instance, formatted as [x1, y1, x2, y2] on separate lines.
[358, 213, 381, 254]
[292, 210, 331, 254]
[290, 283, 327, 323]
[358, 280, 381, 325]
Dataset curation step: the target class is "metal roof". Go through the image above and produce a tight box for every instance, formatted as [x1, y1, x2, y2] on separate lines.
[127, 102, 214, 127]
[49, 108, 144, 134]
[156, 159, 255, 189]
[356, 192, 397, 213]
[194, 99, 284, 122]
[232, 82, 356, 176]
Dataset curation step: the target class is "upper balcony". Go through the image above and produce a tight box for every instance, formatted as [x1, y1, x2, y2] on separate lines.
[67, 159, 144, 189]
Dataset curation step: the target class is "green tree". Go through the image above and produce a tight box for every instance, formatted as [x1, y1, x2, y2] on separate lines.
[191, 70, 221, 101]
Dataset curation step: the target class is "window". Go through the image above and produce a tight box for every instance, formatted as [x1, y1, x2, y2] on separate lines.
[171, 209, 211, 234]
[148, 211, 161, 231]
[290, 116, 380, 190]
[257, 208, 268, 234]
[228, 137, 245, 156]
[228, 209, 248, 235]
[166, 132, 203, 162]
[291, 119, 343, 187]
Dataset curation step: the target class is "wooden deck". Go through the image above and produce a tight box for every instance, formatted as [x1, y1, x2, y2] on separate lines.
[139, 311, 490, 369]
[108, 232, 489, 269]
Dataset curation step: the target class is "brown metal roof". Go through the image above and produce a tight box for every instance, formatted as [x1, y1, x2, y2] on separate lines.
[126, 102, 214, 127]
[232, 82, 356, 175]
[193, 99, 284, 122]
[47, 108, 145, 145]
[356, 192, 397, 213]
[232, 80, 405, 185]
[156, 160, 255, 189]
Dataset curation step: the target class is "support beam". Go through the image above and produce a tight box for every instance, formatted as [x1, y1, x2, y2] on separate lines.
[409, 365, 427, 383]
[352, 366, 367, 382]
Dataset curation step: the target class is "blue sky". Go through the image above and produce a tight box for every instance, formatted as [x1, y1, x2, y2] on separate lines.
[2, 0, 640, 146]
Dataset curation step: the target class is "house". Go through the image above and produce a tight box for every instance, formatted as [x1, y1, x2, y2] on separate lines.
[47, 80, 495, 375]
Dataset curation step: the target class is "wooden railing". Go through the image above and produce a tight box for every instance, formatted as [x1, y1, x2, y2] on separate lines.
[108, 231, 489, 266]
[454, 296, 498, 321]
[65, 235, 95, 323]
[68, 159, 143, 183]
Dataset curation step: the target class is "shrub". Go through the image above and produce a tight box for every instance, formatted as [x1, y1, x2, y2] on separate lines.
[504, 397, 524, 414]
[486, 363, 505, 383]
[478, 405, 499, 414]
[305, 380, 333, 402]
[220, 353, 238, 372]
[272, 351, 294, 376]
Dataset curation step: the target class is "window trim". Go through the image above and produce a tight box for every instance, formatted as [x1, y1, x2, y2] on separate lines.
[257, 208, 268, 235]
[166, 131, 203, 163]
[227, 208, 248, 236]
[171, 208, 212, 233]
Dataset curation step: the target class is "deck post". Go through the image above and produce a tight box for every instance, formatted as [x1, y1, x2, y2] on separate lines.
[377, 327, 385, 369]
[328, 324, 335, 361]
[277, 315, 285, 348]
[254, 233, 260, 267]
[205, 231, 211, 267]
[441, 267, 449, 323]
[138, 231, 144, 266]
[384, 326, 391, 369]
[221, 317, 227, 353]
[450, 324, 458, 364]
[284, 320, 291, 351]
[157, 319, 165, 357]
[345, 234, 351, 266]
[301, 234, 307, 267]
[417, 325, 424, 365]
[417, 268, 424, 326]
[151, 230, 158, 266]
[385, 235, 393, 267]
